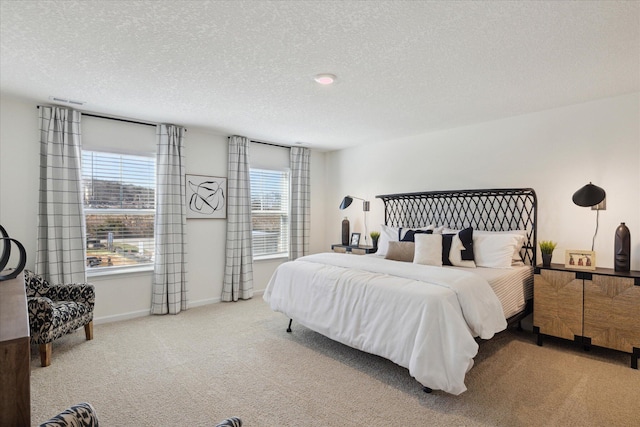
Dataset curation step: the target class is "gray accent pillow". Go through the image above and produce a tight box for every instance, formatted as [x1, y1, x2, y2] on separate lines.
[384, 241, 415, 262]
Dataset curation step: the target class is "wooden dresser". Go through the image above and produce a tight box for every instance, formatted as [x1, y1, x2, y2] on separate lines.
[0, 271, 31, 426]
[533, 264, 640, 369]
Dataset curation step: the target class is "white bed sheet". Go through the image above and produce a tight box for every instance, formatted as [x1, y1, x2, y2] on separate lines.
[263, 252, 509, 395]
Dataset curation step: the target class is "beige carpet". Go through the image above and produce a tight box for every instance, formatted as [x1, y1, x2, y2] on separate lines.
[30, 297, 639, 426]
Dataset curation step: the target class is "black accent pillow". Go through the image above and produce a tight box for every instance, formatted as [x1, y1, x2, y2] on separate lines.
[458, 227, 475, 261]
[442, 234, 455, 266]
[442, 227, 474, 265]
[400, 229, 433, 242]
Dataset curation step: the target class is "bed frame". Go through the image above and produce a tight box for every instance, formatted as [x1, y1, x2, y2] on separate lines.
[376, 188, 538, 266]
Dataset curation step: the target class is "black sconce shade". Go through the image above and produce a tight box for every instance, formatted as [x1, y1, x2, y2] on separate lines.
[339, 195, 370, 211]
[339, 196, 353, 210]
[572, 182, 606, 207]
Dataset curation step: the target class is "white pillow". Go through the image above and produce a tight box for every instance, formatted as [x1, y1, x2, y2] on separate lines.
[413, 234, 443, 266]
[376, 224, 399, 257]
[377, 224, 436, 256]
[473, 233, 522, 268]
[432, 225, 446, 234]
[474, 230, 527, 263]
[448, 233, 476, 268]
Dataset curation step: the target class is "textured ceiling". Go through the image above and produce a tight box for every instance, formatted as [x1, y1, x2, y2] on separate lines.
[1, 1, 638, 151]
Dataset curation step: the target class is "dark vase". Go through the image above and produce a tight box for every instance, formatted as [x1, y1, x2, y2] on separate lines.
[341, 217, 350, 246]
[372, 237, 379, 253]
[0, 224, 27, 281]
[614, 222, 630, 272]
[542, 253, 552, 267]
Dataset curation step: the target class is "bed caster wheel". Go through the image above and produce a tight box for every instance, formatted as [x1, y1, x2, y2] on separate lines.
[422, 386, 432, 393]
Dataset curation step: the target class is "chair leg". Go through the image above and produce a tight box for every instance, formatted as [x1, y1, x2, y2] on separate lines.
[84, 321, 94, 340]
[40, 343, 52, 367]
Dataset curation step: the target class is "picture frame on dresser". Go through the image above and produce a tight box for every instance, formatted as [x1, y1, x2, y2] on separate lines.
[350, 232, 361, 247]
[564, 249, 596, 270]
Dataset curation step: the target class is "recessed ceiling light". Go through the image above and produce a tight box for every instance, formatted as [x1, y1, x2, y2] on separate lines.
[314, 73, 336, 85]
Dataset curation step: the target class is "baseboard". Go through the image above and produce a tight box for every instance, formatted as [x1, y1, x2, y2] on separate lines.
[94, 290, 265, 324]
[94, 309, 150, 325]
[189, 289, 264, 307]
[188, 297, 221, 308]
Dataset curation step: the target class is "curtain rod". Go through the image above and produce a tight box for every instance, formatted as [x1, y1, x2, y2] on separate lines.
[83, 112, 157, 128]
[226, 136, 290, 149]
[252, 139, 290, 149]
[37, 106, 186, 131]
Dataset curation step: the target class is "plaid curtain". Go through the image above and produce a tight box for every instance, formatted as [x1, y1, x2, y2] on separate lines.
[36, 106, 87, 284]
[289, 147, 310, 260]
[222, 136, 253, 301]
[151, 124, 188, 314]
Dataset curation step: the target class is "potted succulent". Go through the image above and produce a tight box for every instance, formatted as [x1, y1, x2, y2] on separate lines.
[370, 231, 380, 252]
[539, 240, 557, 267]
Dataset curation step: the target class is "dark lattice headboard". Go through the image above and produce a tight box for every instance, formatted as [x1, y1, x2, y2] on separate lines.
[376, 188, 538, 266]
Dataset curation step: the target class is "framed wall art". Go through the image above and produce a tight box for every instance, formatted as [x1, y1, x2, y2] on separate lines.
[185, 174, 226, 219]
[564, 249, 596, 270]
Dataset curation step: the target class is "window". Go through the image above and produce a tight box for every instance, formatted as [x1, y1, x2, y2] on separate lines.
[81, 151, 155, 270]
[250, 168, 290, 259]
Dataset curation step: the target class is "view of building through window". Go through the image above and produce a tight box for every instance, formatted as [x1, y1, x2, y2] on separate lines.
[250, 168, 290, 258]
[82, 151, 155, 269]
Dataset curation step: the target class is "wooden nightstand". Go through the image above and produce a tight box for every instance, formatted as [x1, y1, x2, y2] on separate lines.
[331, 244, 377, 255]
[533, 263, 640, 369]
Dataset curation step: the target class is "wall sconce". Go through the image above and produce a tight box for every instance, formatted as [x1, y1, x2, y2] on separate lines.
[339, 195, 370, 245]
[339, 195, 370, 212]
[572, 182, 606, 251]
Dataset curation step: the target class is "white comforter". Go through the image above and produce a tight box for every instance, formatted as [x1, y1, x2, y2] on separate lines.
[263, 253, 508, 395]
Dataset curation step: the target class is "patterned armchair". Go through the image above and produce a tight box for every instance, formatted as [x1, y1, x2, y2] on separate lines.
[24, 270, 95, 367]
[39, 402, 99, 427]
[215, 417, 242, 427]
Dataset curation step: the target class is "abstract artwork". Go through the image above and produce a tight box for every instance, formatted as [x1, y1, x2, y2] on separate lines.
[186, 174, 226, 219]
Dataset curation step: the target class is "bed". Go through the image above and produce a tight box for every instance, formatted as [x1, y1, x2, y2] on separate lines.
[263, 188, 537, 395]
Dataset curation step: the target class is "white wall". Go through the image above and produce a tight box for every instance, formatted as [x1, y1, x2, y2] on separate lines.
[0, 95, 327, 323]
[2, 92, 637, 323]
[0, 96, 39, 269]
[324, 93, 640, 270]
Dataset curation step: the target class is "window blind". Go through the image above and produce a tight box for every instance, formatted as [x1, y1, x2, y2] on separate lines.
[81, 151, 156, 269]
[250, 168, 290, 258]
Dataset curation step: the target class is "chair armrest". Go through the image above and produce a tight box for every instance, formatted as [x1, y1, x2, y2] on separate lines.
[27, 296, 55, 335]
[38, 283, 95, 307]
